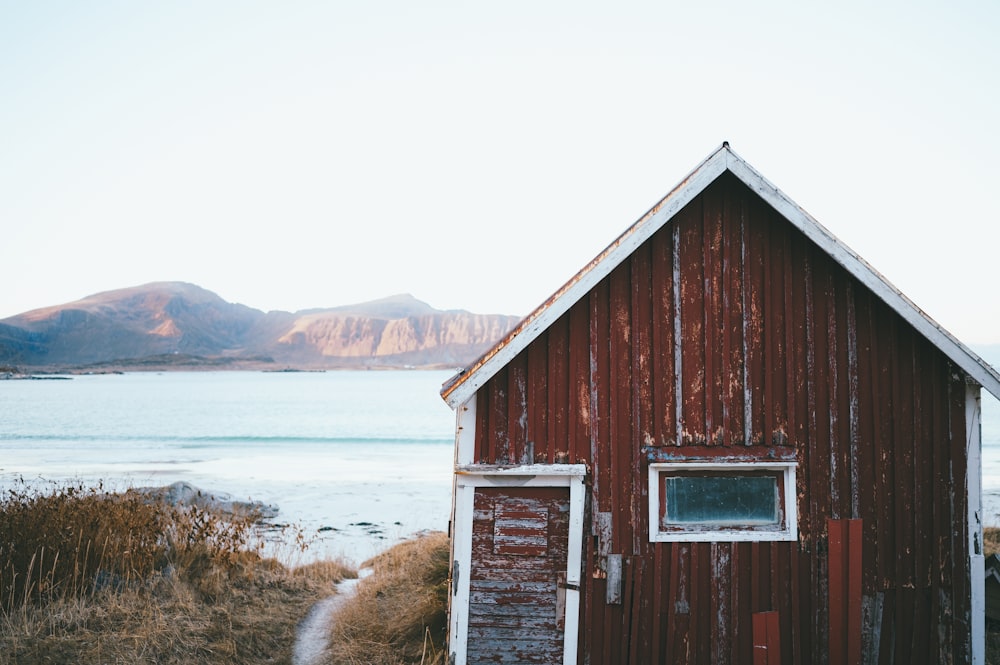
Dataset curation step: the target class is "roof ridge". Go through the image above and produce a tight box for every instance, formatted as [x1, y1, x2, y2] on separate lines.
[441, 145, 1000, 407]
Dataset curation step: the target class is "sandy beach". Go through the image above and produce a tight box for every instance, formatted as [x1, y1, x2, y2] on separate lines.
[1, 438, 454, 566]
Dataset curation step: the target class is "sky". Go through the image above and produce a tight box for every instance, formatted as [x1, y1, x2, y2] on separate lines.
[2, 1, 999, 344]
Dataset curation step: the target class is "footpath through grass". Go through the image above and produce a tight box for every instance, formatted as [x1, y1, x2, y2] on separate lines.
[326, 531, 450, 665]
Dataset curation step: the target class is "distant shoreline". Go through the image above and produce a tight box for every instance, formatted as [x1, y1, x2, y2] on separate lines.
[1, 356, 462, 377]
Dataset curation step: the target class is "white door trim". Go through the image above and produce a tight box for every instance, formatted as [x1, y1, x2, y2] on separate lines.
[449, 464, 587, 665]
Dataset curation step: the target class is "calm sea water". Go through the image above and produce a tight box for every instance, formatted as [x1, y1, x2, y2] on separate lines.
[2, 371, 999, 563]
[0, 370, 458, 563]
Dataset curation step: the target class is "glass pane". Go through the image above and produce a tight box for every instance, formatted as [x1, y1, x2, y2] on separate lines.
[663, 475, 778, 526]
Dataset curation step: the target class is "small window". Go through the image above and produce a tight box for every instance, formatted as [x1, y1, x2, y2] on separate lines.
[649, 462, 797, 542]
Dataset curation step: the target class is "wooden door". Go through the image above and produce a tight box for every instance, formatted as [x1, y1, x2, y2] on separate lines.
[467, 486, 571, 664]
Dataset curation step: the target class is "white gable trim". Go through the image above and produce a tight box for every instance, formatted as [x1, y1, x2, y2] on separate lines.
[725, 155, 1000, 400]
[442, 144, 1000, 408]
[441, 147, 728, 407]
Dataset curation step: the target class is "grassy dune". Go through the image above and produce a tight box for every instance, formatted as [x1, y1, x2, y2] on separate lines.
[0, 482, 448, 665]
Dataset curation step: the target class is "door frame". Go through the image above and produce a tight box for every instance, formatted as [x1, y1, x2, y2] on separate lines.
[450, 463, 587, 665]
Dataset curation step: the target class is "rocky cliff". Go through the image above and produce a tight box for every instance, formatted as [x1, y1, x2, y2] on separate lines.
[0, 283, 521, 370]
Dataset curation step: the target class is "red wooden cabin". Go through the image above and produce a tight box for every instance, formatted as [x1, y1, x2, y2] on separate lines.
[440, 144, 1000, 664]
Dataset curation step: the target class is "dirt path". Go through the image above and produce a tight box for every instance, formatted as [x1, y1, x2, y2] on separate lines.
[292, 570, 369, 665]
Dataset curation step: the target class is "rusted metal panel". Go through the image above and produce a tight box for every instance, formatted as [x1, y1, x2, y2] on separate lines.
[465, 173, 972, 664]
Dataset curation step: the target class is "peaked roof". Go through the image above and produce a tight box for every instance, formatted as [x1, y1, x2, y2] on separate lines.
[441, 143, 1000, 408]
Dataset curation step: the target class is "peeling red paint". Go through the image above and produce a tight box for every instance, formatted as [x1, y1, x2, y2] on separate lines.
[463, 174, 972, 663]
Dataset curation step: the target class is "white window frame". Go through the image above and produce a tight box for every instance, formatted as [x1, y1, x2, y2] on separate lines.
[648, 461, 798, 542]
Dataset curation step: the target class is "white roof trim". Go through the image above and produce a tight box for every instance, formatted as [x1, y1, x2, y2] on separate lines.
[441, 144, 1000, 408]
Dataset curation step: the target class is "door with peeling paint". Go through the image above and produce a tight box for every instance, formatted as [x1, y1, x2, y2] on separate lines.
[467, 487, 571, 664]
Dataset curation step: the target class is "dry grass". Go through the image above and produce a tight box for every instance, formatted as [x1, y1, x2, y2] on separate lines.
[0, 480, 355, 665]
[986, 528, 1000, 664]
[985, 527, 1000, 557]
[326, 531, 450, 665]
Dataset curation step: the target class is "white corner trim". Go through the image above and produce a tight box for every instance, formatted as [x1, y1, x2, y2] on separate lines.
[648, 461, 798, 543]
[563, 476, 585, 665]
[447, 396, 477, 662]
[449, 483, 475, 664]
[967, 384, 984, 665]
[449, 464, 587, 665]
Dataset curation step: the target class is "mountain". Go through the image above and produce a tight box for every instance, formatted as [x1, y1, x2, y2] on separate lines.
[0, 283, 521, 370]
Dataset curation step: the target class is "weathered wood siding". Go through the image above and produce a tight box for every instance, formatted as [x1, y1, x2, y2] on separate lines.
[468, 487, 570, 664]
[471, 173, 971, 664]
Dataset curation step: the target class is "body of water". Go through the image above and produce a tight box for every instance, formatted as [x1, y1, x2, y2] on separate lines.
[2, 371, 1000, 563]
[0, 370, 457, 564]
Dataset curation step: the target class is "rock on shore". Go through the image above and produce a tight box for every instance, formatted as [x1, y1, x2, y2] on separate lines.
[135, 481, 279, 518]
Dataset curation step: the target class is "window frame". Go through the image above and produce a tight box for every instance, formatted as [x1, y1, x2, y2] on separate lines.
[648, 461, 798, 542]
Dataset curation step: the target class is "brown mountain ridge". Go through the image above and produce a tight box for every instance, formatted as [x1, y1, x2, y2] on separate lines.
[0, 282, 521, 371]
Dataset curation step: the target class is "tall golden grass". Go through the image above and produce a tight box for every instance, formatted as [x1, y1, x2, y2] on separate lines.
[325, 531, 450, 665]
[0, 480, 266, 611]
[0, 480, 354, 665]
[985, 527, 1000, 557]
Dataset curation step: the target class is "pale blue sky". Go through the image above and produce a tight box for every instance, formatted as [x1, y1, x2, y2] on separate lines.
[2, 1, 999, 343]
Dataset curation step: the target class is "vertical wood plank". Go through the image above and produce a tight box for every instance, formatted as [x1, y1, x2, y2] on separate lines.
[526, 328, 549, 462]
[744, 195, 766, 445]
[848, 518, 863, 665]
[829, 517, 863, 665]
[678, 198, 706, 444]
[949, 373, 971, 662]
[490, 367, 509, 463]
[703, 179, 723, 445]
[722, 177, 746, 445]
[609, 262, 631, 555]
[767, 206, 789, 446]
[651, 218, 676, 445]
[508, 356, 527, 463]
[928, 353, 949, 661]
[651, 544, 665, 662]
[829, 518, 846, 665]
[753, 610, 782, 665]
[547, 316, 569, 459]
[895, 325, 915, 589]
[711, 542, 732, 664]
[630, 246, 653, 555]
[788, 233, 810, 450]
[568, 299, 590, 464]
[475, 386, 490, 463]
[590, 285, 611, 514]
